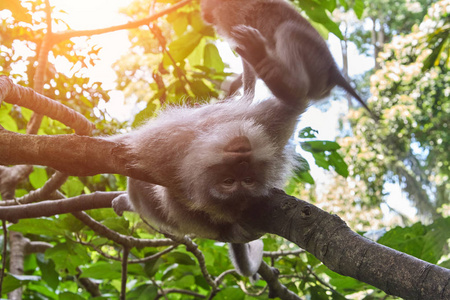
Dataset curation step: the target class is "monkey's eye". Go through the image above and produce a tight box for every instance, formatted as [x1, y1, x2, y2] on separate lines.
[222, 178, 236, 186]
[242, 177, 255, 186]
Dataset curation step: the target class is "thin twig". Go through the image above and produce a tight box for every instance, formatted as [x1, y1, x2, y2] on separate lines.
[53, 0, 194, 43]
[72, 211, 175, 249]
[156, 288, 206, 299]
[263, 248, 305, 258]
[0, 220, 7, 295]
[166, 234, 217, 290]
[120, 246, 129, 300]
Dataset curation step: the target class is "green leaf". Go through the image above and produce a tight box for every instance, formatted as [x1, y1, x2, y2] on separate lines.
[46, 242, 91, 275]
[29, 167, 48, 189]
[9, 219, 66, 236]
[165, 31, 203, 64]
[101, 217, 130, 235]
[353, 0, 365, 19]
[79, 261, 122, 280]
[27, 283, 58, 299]
[302, 140, 341, 151]
[204, 43, 225, 73]
[338, 0, 349, 10]
[0, 275, 23, 294]
[61, 177, 85, 197]
[298, 127, 318, 139]
[0, 111, 18, 132]
[295, 171, 315, 184]
[297, 0, 343, 39]
[173, 274, 195, 288]
[37, 254, 60, 290]
[126, 284, 158, 300]
[378, 218, 450, 264]
[215, 287, 245, 300]
[312, 152, 330, 170]
[190, 79, 213, 98]
[171, 12, 189, 36]
[329, 151, 349, 177]
[132, 100, 159, 128]
[58, 292, 85, 300]
[326, 270, 368, 294]
[165, 251, 196, 266]
[144, 258, 164, 278]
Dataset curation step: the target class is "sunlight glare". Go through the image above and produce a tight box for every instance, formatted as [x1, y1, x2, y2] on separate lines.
[50, 0, 133, 120]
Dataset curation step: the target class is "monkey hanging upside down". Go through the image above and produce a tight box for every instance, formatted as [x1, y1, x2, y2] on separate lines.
[200, 0, 375, 118]
[111, 1, 340, 278]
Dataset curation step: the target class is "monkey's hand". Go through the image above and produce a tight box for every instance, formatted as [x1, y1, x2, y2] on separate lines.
[231, 25, 268, 67]
[112, 194, 135, 216]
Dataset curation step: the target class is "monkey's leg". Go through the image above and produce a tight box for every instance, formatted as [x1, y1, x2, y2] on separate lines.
[231, 25, 309, 103]
[241, 60, 257, 100]
[229, 240, 264, 277]
[226, 73, 243, 97]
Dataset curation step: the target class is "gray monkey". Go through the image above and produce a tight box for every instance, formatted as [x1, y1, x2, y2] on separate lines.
[201, 0, 375, 117]
[110, 10, 315, 279]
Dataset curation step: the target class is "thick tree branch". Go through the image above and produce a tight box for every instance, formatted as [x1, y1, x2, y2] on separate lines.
[244, 189, 450, 300]
[0, 129, 160, 184]
[0, 76, 94, 135]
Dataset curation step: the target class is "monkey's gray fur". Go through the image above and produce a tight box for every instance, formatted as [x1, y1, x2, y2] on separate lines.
[109, 2, 325, 277]
[201, 0, 374, 116]
[111, 95, 305, 278]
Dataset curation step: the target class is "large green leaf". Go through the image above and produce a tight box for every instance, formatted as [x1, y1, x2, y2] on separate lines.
[37, 253, 60, 290]
[29, 167, 48, 189]
[165, 251, 196, 266]
[353, 0, 365, 19]
[61, 177, 85, 198]
[0, 275, 23, 294]
[46, 242, 91, 275]
[378, 218, 450, 264]
[204, 43, 225, 73]
[297, 0, 343, 39]
[79, 261, 122, 280]
[165, 31, 203, 64]
[126, 284, 158, 300]
[9, 219, 66, 236]
[302, 140, 341, 152]
[329, 151, 349, 177]
[215, 287, 245, 300]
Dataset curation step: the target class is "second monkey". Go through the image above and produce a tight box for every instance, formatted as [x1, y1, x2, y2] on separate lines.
[201, 0, 374, 116]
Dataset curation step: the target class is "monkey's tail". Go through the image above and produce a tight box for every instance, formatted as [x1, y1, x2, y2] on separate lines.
[334, 71, 378, 120]
[229, 240, 264, 279]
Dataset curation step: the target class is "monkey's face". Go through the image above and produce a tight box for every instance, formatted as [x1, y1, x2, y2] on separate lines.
[209, 159, 265, 200]
[208, 136, 266, 199]
[179, 120, 281, 220]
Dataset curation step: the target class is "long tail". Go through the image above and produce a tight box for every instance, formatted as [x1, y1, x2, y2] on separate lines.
[229, 240, 263, 277]
[334, 71, 378, 120]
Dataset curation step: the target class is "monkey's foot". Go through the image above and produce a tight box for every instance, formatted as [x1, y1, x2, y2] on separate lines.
[112, 193, 134, 216]
[231, 25, 268, 67]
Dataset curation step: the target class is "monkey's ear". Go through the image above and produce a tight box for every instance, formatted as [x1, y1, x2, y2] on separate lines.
[224, 136, 252, 153]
